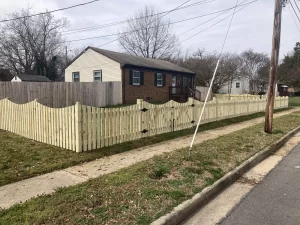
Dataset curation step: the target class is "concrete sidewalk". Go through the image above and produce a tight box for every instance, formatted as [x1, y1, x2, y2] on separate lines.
[0, 108, 298, 209]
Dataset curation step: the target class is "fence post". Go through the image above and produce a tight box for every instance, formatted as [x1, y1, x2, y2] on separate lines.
[137, 99, 143, 137]
[75, 102, 82, 153]
[233, 98, 236, 116]
[188, 97, 195, 126]
[34, 98, 38, 141]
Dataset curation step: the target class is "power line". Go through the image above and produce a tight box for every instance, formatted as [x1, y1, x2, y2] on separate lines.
[63, 1, 253, 44]
[181, 0, 258, 42]
[288, 3, 300, 34]
[63, 0, 217, 35]
[0, 0, 100, 23]
[220, 0, 240, 54]
[178, 0, 250, 36]
[293, 0, 300, 13]
[290, 1, 300, 22]
[69, 0, 255, 71]
[95, 0, 193, 48]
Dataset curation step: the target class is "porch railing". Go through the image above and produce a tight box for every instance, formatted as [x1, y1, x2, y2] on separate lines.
[169, 86, 201, 101]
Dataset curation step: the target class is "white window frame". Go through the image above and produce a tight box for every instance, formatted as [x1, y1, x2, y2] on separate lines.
[157, 73, 163, 87]
[72, 72, 80, 82]
[94, 70, 102, 82]
[236, 82, 241, 88]
[132, 70, 140, 85]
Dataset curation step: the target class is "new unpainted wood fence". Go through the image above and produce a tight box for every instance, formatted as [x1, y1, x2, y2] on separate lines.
[0, 81, 122, 108]
[0, 96, 289, 152]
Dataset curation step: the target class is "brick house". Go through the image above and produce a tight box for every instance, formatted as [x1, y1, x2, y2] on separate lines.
[65, 47, 196, 104]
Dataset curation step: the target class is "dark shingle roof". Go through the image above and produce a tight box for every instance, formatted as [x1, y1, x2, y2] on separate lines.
[17, 74, 51, 82]
[89, 47, 195, 75]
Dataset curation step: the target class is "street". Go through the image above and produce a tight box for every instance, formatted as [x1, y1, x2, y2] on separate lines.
[220, 144, 300, 225]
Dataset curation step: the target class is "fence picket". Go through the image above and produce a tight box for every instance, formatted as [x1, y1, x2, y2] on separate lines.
[0, 96, 289, 153]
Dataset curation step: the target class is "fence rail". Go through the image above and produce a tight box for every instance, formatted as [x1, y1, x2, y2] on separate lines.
[0, 81, 122, 108]
[0, 96, 289, 152]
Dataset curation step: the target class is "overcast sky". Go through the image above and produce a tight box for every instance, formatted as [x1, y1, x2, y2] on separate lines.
[0, 0, 298, 59]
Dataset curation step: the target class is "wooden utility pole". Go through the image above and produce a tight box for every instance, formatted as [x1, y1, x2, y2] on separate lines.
[264, 0, 286, 133]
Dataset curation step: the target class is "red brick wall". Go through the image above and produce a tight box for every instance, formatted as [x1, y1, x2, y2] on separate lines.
[123, 68, 172, 104]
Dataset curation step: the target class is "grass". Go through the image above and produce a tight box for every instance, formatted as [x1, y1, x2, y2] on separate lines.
[289, 97, 300, 107]
[1, 112, 300, 225]
[0, 108, 291, 187]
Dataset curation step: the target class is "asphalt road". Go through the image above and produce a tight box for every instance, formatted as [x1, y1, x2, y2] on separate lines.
[220, 144, 300, 225]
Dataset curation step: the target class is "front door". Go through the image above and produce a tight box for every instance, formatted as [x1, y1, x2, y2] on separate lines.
[172, 75, 177, 94]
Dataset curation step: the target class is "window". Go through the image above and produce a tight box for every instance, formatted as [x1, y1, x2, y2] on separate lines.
[94, 70, 102, 82]
[157, 73, 163, 86]
[73, 72, 80, 82]
[236, 82, 241, 88]
[183, 76, 192, 87]
[133, 70, 140, 85]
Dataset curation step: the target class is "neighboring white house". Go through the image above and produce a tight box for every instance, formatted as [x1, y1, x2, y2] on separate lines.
[11, 74, 51, 82]
[219, 77, 250, 94]
[65, 47, 122, 82]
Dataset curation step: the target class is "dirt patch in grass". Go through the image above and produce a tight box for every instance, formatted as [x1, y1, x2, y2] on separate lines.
[0, 108, 291, 187]
[1, 112, 300, 225]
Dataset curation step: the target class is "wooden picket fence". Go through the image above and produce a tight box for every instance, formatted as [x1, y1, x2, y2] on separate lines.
[0, 96, 289, 152]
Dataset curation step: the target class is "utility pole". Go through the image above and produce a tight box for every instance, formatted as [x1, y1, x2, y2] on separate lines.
[264, 0, 287, 133]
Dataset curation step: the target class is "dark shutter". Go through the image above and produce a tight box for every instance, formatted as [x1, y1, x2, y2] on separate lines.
[129, 70, 133, 85]
[163, 74, 166, 87]
[154, 73, 157, 86]
[140, 72, 144, 85]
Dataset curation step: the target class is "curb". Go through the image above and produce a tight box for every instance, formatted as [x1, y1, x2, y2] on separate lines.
[151, 126, 300, 225]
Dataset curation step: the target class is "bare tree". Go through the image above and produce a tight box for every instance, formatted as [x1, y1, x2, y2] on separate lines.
[0, 8, 68, 80]
[174, 49, 243, 93]
[241, 49, 270, 93]
[118, 6, 180, 59]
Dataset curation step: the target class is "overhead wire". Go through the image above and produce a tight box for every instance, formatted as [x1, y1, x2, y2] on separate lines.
[288, 3, 300, 34]
[293, 0, 300, 13]
[290, 0, 300, 22]
[181, 0, 256, 42]
[0, 0, 100, 23]
[95, 0, 193, 48]
[63, 0, 253, 44]
[178, 0, 250, 36]
[63, 0, 217, 35]
[69, 0, 257, 71]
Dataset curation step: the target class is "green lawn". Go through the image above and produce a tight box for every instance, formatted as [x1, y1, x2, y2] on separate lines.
[0, 108, 291, 187]
[289, 97, 300, 107]
[1, 112, 300, 225]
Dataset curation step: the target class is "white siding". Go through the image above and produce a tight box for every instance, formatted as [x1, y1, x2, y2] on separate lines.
[65, 48, 122, 82]
[219, 78, 250, 94]
[11, 76, 22, 82]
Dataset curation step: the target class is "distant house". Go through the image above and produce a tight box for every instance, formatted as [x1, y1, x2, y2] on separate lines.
[0, 69, 14, 81]
[219, 77, 251, 94]
[11, 74, 51, 82]
[219, 77, 269, 95]
[65, 47, 197, 104]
